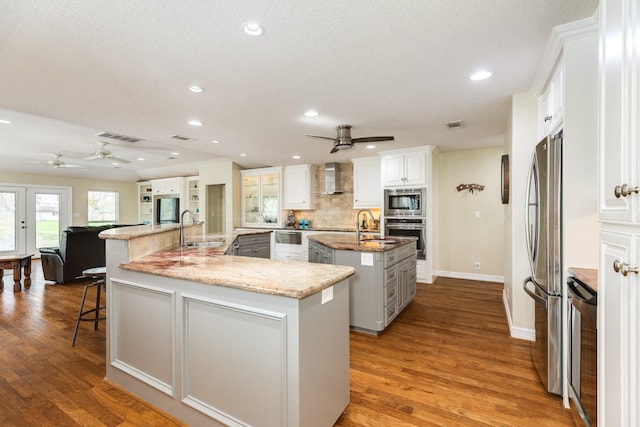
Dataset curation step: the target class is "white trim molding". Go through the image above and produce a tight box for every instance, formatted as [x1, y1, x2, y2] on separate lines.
[502, 290, 535, 341]
[436, 270, 504, 283]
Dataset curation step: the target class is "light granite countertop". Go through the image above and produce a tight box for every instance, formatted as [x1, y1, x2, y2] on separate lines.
[308, 233, 417, 252]
[119, 246, 355, 299]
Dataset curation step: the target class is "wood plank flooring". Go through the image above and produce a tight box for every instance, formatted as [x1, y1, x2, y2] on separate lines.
[0, 263, 574, 426]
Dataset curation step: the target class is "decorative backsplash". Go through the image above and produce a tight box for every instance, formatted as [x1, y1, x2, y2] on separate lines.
[287, 162, 380, 230]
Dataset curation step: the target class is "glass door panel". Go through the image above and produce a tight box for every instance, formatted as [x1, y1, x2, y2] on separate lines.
[244, 175, 260, 224]
[34, 192, 60, 249]
[261, 173, 279, 225]
[0, 190, 19, 252]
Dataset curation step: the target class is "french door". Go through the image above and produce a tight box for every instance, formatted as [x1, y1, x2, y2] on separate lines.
[0, 185, 71, 257]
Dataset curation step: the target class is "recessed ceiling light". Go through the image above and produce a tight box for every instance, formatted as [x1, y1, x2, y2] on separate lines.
[189, 86, 203, 93]
[304, 110, 319, 118]
[137, 157, 145, 161]
[240, 153, 247, 157]
[188, 119, 203, 126]
[211, 140, 221, 144]
[111, 162, 119, 166]
[470, 70, 492, 81]
[171, 152, 179, 156]
[366, 145, 376, 149]
[292, 155, 301, 159]
[243, 21, 263, 36]
[0, 119, 11, 124]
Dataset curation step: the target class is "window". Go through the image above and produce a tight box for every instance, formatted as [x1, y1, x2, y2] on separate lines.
[88, 191, 118, 225]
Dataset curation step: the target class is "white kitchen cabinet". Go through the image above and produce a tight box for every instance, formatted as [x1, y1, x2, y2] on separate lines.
[283, 164, 314, 210]
[352, 157, 381, 208]
[137, 181, 153, 224]
[380, 151, 425, 187]
[598, 0, 640, 424]
[151, 177, 184, 195]
[241, 167, 282, 228]
[539, 61, 564, 137]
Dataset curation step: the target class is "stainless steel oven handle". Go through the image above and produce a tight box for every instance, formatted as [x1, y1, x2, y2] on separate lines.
[385, 225, 423, 230]
[523, 276, 547, 308]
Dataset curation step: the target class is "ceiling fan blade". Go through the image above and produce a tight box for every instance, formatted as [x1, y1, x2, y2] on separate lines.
[61, 164, 84, 168]
[352, 136, 395, 143]
[330, 146, 340, 154]
[84, 154, 102, 160]
[306, 134, 338, 141]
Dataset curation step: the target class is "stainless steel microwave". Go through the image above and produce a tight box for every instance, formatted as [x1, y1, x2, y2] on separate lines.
[384, 187, 426, 217]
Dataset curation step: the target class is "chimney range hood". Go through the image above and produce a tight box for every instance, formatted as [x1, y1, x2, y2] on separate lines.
[322, 162, 343, 194]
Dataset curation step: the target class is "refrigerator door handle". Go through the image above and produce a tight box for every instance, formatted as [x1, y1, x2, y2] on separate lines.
[523, 276, 547, 308]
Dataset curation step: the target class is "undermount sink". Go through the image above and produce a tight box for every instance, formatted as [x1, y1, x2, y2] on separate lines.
[183, 240, 225, 248]
[359, 236, 399, 244]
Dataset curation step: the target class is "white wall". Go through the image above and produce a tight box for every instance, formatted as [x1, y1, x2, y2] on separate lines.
[504, 92, 538, 338]
[0, 171, 138, 225]
[437, 147, 505, 282]
[198, 159, 241, 233]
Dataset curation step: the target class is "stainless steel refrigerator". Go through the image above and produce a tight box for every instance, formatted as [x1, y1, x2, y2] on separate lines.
[523, 131, 562, 395]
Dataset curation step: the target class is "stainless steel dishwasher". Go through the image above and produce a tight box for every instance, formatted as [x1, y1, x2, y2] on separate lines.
[274, 230, 303, 261]
[568, 276, 597, 427]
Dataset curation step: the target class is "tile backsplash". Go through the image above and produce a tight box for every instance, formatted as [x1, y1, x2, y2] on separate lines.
[287, 162, 380, 230]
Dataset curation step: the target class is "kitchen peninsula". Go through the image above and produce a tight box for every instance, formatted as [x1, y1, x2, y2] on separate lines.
[99, 224, 355, 427]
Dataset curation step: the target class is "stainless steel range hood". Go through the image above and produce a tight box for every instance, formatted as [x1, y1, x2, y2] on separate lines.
[322, 162, 343, 194]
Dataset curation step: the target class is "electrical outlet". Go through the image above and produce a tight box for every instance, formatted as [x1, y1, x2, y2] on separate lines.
[474, 262, 481, 269]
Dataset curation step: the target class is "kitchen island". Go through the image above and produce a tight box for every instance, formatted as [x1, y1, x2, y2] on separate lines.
[308, 234, 417, 335]
[100, 224, 355, 427]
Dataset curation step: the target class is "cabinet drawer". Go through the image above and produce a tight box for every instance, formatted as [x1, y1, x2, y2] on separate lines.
[385, 300, 399, 326]
[384, 282, 398, 305]
[385, 265, 398, 282]
[237, 234, 271, 245]
[383, 249, 398, 267]
[398, 243, 415, 261]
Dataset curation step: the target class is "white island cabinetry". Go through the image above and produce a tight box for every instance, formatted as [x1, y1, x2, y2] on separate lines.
[101, 226, 353, 427]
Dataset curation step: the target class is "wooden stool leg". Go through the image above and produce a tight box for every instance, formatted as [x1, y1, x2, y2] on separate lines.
[71, 285, 91, 346]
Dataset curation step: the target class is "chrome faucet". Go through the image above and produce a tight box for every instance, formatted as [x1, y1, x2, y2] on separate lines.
[180, 209, 195, 247]
[356, 209, 376, 243]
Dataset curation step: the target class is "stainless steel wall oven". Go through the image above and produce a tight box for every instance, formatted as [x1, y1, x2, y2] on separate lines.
[384, 217, 426, 260]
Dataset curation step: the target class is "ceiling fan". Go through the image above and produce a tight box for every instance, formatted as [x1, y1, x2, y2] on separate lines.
[306, 125, 395, 153]
[84, 141, 132, 164]
[46, 154, 83, 169]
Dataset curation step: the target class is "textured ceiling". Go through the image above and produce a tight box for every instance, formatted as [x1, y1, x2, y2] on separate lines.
[0, 0, 598, 181]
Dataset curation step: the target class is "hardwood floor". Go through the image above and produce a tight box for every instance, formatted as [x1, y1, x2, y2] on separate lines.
[0, 263, 574, 426]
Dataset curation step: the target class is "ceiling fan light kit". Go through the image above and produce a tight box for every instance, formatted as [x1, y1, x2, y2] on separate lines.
[306, 125, 394, 154]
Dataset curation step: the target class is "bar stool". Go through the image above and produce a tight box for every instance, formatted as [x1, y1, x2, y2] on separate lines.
[71, 266, 106, 346]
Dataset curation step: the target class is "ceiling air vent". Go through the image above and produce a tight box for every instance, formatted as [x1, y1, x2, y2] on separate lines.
[170, 134, 192, 141]
[96, 131, 143, 143]
[445, 120, 464, 130]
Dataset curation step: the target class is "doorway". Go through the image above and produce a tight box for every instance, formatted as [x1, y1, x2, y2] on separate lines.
[0, 185, 71, 256]
[206, 184, 225, 234]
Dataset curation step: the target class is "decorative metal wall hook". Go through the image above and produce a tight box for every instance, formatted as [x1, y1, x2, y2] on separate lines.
[456, 183, 485, 194]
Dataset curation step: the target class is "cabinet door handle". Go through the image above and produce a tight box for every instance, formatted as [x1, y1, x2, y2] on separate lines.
[613, 260, 640, 276]
[544, 115, 553, 122]
[614, 184, 640, 198]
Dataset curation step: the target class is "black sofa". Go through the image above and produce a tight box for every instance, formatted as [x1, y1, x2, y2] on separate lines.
[39, 224, 137, 284]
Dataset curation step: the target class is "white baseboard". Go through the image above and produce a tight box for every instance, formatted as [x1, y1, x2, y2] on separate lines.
[502, 290, 535, 341]
[436, 270, 504, 283]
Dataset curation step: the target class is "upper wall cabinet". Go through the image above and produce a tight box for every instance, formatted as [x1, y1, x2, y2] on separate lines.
[151, 177, 184, 195]
[352, 157, 381, 208]
[380, 150, 427, 187]
[539, 62, 564, 137]
[283, 164, 315, 210]
[241, 167, 282, 227]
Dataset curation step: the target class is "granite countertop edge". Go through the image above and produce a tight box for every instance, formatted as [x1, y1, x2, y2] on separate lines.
[119, 246, 355, 299]
[307, 233, 417, 252]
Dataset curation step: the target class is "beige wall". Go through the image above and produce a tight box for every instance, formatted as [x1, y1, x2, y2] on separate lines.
[0, 171, 138, 225]
[437, 147, 505, 279]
